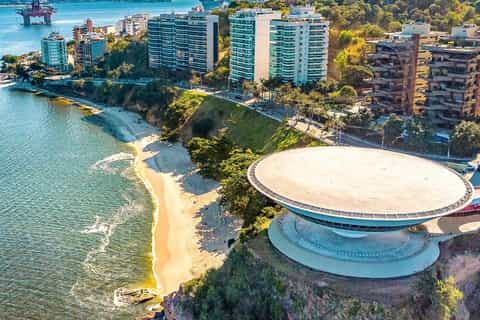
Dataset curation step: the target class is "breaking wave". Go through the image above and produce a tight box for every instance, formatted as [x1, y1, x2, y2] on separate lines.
[71, 195, 145, 309]
[90, 152, 134, 175]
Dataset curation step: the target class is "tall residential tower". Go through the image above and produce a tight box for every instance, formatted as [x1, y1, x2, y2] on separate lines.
[424, 24, 480, 127]
[147, 9, 219, 74]
[41, 32, 67, 73]
[269, 7, 329, 85]
[369, 22, 444, 115]
[229, 8, 281, 84]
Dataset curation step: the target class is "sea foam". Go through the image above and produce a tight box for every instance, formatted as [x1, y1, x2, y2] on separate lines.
[90, 152, 134, 175]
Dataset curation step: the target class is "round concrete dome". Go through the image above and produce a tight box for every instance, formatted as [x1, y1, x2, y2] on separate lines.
[248, 147, 473, 230]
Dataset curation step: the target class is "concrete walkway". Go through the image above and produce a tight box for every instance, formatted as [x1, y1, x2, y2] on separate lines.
[424, 214, 480, 235]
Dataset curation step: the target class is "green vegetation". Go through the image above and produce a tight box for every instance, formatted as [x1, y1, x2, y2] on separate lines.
[450, 121, 480, 156]
[2, 53, 45, 80]
[404, 117, 434, 151]
[187, 131, 234, 179]
[433, 277, 464, 320]
[78, 35, 152, 78]
[178, 91, 323, 238]
[180, 237, 413, 320]
[2, 54, 18, 65]
[182, 248, 288, 320]
[383, 114, 405, 146]
[414, 272, 464, 320]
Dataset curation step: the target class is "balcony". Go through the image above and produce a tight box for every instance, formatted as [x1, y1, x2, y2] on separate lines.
[439, 99, 464, 109]
[426, 89, 449, 97]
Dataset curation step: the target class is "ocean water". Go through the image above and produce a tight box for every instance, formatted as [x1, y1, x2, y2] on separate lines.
[0, 86, 154, 318]
[0, 2, 204, 318]
[0, 0, 199, 56]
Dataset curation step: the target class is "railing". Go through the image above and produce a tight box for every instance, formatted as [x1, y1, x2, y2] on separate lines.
[247, 154, 474, 221]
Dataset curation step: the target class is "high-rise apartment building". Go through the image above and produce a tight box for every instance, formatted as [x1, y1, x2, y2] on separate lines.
[116, 14, 150, 36]
[369, 22, 444, 115]
[77, 33, 107, 67]
[73, 18, 111, 68]
[269, 6, 329, 85]
[229, 8, 281, 84]
[148, 14, 176, 69]
[175, 11, 219, 73]
[73, 18, 94, 44]
[424, 24, 480, 127]
[41, 32, 68, 73]
[147, 9, 219, 74]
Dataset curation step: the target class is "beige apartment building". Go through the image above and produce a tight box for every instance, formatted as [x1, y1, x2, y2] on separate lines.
[424, 24, 480, 127]
[369, 22, 445, 115]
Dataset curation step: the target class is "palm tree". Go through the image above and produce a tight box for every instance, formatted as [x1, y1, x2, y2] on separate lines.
[261, 78, 281, 102]
[324, 115, 345, 144]
[241, 80, 259, 98]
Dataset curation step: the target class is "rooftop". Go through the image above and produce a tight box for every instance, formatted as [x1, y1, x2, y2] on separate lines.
[43, 32, 64, 41]
[248, 147, 473, 220]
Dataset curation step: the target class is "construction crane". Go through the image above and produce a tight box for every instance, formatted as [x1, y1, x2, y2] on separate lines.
[16, 0, 55, 26]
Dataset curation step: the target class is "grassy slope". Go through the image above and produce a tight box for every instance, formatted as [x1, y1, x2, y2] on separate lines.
[179, 91, 324, 153]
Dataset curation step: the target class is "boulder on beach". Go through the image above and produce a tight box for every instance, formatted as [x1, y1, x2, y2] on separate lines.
[114, 287, 159, 306]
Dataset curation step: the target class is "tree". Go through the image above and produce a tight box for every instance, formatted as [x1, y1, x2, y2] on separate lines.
[345, 108, 373, 128]
[219, 149, 270, 225]
[15, 64, 29, 82]
[2, 54, 18, 64]
[261, 77, 282, 102]
[187, 131, 234, 179]
[182, 248, 288, 320]
[432, 277, 463, 320]
[383, 114, 404, 146]
[189, 73, 202, 89]
[404, 117, 433, 151]
[340, 64, 373, 87]
[107, 63, 134, 79]
[387, 21, 402, 32]
[475, 0, 480, 13]
[338, 30, 354, 48]
[338, 85, 357, 98]
[241, 80, 259, 98]
[451, 121, 480, 156]
[358, 23, 385, 38]
[31, 73, 46, 86]
[324, 114, 346, 143]
[276, 84, 303, 122]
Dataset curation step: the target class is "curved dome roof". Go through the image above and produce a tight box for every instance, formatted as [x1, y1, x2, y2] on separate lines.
[248, 147, 474, 221]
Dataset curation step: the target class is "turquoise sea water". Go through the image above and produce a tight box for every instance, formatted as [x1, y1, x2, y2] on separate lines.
[0, 0, 199, 56]
[0, 1, 202, 318]
[0, 90, 155, 319]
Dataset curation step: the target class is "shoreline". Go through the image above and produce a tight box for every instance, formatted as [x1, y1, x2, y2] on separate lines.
[25, 87, 240, 296]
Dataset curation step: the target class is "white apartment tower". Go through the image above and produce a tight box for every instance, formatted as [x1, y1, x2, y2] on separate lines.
[116, 14, 150, 36]
[270, 6, 329, 85]
[229, 8, 281, 84]
[148, 9, 219, 74]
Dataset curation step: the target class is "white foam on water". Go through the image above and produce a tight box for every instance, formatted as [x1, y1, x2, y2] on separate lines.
[90, 152, 134, 174]
[82, 195, 143, 276]
[80, 216, 109, 234]
[71, 194, 144, 310]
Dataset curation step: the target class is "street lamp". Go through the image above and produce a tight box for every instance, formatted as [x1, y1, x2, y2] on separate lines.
[447, 137, 451, 159]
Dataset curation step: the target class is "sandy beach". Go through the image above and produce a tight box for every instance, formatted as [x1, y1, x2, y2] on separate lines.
[47, 94, 241, 295]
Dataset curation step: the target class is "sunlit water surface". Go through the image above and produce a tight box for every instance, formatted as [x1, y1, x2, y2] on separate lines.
[0, 87, 153, 319]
